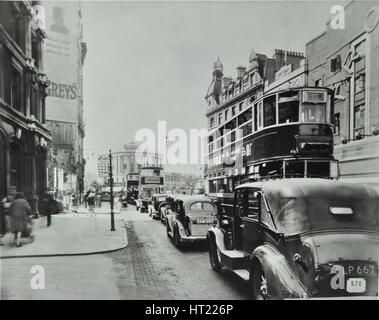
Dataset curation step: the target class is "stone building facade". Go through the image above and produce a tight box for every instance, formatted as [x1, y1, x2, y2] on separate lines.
[306, 0, 379, 189]
[42, 1, 87, 196]
[0, 1, 51, 213]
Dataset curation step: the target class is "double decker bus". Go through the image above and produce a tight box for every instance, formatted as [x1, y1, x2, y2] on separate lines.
[206, 86, 339, 213]
[138, 166, 164, 212]
[126, 172, 139, 204]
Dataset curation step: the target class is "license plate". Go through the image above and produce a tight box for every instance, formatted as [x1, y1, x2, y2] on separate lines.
[346, 278, 366, 293]
[196, 220, 213, 224]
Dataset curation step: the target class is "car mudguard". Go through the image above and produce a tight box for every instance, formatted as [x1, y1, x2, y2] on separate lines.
[174, 220, 187, 238]
[207, 227, 226, 251]
[250, 244, 310, 299]
[166, 213, 174, 232]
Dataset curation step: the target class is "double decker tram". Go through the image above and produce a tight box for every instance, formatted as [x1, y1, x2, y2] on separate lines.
[206, 86, 339, 214]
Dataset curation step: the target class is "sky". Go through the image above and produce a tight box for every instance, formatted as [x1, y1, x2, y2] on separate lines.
[80, 0, 340, 175]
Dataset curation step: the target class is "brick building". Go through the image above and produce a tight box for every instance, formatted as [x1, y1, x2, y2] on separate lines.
[306, 0, 379, 189]
[0, 1, 51, 213]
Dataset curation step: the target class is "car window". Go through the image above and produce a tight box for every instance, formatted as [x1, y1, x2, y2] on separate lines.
[190, 202, 215, 211]
[260, 194, 276, 230]
[246, 189, 259, 220]
[202, 202, 215, 211]
[190, 202, 203, 211]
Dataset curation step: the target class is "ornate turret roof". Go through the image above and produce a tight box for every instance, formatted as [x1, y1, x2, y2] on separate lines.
[206, 57, 223, 105]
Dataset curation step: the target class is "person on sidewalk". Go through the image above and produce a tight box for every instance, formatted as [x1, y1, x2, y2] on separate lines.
[87, 191, 96, 217]
[71, 194, 78, 214]
[9, 192, 32, 247]
[39, 193, 54, 227]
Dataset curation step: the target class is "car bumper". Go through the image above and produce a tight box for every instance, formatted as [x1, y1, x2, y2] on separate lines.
[181, 235, 207, 242]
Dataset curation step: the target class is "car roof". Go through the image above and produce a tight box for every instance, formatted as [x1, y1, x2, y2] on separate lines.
[236, 178, 378, 198]
[167, 194, 212, 203]
[238, 178, 379, 234]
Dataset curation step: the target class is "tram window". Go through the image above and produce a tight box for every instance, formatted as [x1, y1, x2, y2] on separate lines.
[279, 100, 299, 123]
[285, 161, 305, 178]
[238, 108, 252, 126]
[225, 118, 237, 131]
[307, 161, 329, 178]
[301, 103, 326, 123]
[241, 121, 252, 137]
[263, 95, 277, 127]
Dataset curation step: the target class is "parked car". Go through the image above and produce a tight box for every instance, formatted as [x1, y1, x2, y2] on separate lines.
[99, 191, 111, 202]
[166, 195, 218, 249]
[207, 178, 379, 299]
[151, 194, 168, 220]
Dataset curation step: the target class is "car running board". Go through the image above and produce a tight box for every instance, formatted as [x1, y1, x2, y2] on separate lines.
[220, 250, 246, 270]
[232, 269, 250, 281]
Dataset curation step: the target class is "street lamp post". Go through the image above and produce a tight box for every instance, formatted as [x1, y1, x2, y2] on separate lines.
[109, 149, 115, 231]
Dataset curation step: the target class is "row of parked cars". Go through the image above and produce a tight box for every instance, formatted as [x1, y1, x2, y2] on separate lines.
[148, 178, 379, 300]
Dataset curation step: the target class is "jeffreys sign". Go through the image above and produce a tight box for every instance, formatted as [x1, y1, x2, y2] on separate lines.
[47, 81, 77, 100]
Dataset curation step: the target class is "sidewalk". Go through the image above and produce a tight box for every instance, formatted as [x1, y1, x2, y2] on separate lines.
[71, 203, 122, 215]
[0, 213, 128, 259]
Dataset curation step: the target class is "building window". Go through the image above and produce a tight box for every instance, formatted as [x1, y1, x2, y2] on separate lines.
[209, 117, 214, 129]
[225, 109, 229, 121]
[239, 102, 243, 112]
[354, 104, 365, 138]
[354, 73, 366, 93]
[231, 106, 236, 116]
[315, 79, 322, 87]
[331, 55, 341, 73]
[334, 113, 340, 135]
[218, 113, 223, 125]
[10, 142, 22, 191]
[11, 17, 22, 48]
[11, 67, 22, 112]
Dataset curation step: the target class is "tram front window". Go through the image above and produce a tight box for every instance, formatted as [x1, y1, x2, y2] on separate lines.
[279, 100, 299, 123]
[301, 103, 326, 123]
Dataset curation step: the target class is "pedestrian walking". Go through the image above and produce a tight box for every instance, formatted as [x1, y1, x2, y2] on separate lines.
[39, 193, 54, 227]
[9, 192, 32, 247]
[87, 191, 96, 217]
[71, 193, 78, 213]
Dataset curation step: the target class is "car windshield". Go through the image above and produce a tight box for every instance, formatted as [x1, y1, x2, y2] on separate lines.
[261, 180, 379, 235]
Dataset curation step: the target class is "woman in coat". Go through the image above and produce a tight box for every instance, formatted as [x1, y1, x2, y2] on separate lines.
[9, 192, 32, 247]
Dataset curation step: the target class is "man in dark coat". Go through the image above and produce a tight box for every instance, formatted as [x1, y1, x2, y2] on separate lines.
[9, 192, 32, 247]
[39, 193, 55, 227]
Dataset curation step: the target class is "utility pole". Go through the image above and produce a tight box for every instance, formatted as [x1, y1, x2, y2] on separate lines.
[109, 149, 115, 231]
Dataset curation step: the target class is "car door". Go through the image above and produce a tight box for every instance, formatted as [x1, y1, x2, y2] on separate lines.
[233, 188, 245, 250]
[241, 188, 262, 253]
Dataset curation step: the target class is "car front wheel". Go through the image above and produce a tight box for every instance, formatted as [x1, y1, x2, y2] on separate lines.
[250, 262, 269, 300]
[173, 227, 182, 249]
[209, 237, 222, 272]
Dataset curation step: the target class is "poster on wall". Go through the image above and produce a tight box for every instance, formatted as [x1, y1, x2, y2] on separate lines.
[44, 1, 80, 123]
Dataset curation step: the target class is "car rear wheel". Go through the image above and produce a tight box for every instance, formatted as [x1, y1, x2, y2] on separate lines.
[166, 222, 171, 237]
[250, 262, 269, 300]
[209, 237, 222, 272]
